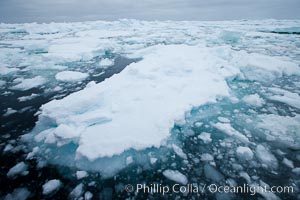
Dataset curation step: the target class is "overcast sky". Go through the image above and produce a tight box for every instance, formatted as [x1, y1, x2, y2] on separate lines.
[1, 0, 300, 23]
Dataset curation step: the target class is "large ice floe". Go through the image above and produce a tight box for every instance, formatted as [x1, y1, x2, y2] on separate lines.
[1, 19, 300, 184]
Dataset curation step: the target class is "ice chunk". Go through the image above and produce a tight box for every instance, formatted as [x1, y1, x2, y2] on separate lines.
[172, 144, 187, 160]
[257, 114, 300, 149]
[204, 164, 224, 182]
[69, 183, 84, 199]
[76, 170, 88, 180]
[4, 188, 31, 200]
[292, 168, 300, 175]
[84, 191, 93, 200]
[99, 58, 114, 67]
[55, 71, 89, 82]
[282, 158, 294, 168]
[236, 146, 254, 161]
[162, 169, 188, 185]
[212, 122, 249, 143]
[42, 179, 62, 195]
[198, 132, 212, 143]
[150, 157, 158, 165]
[3, 108, 17, 117]
[11, 76, 46, 91]
[7, 162, 29, 178]
[242, 94, 265, 107]
[239, 171, 251, 184]
[255, 145, 278, 169]
[18, 94, 39, 102]
[126, 156, 133, 165]
[200, 153, 214, 162]
[268, 87, 300, 109]
[3, 144, 13, 152]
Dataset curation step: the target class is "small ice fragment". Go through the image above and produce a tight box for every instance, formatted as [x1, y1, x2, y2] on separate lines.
[150, 157, 158, 165]
[84, 191, 93, 200]
[172, 144, 187, 160]
[217, 117, 230, 123]
[99, 58, 114, 67]
[255, 145, 278, 169]
[4, 187, 31, 200]
[242, 94, 265, 107]
[239, 171, 251, 184]
[236, 146, 254, 161]
[198, 132, 212, 143]
[3, 108, 17, 117]
[55, 71, 88, 82]
[200, 153, 214, 162]
[126, 156, 133, 165]
[7, 162, 28, 178]
[213, 122, 249, 143]
[68, 183, 84, 199]
[292, 168, 300, 175]
[18, 94, 39, 102]
[76, 171, 88, 180]
[194, 122, 203, 127]
[162, 169, 188, 185]
[282, 158, 294, 168]
[3, 144, 13, 152]
[11, 76, 46, 91]
[204, 164, 224, 182]
[42, 179, 62, 195]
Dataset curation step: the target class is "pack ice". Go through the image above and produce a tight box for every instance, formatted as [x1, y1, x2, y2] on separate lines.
[3, 19, 297, 176]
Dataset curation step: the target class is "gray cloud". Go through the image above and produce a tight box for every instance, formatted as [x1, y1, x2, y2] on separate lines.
[0, 0, 300, 23]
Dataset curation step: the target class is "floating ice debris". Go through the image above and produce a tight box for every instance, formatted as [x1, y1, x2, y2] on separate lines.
[212, 122, 249, 143]
[18, 94, 39, 102]
[4, 188, 31, 200]
[172, 144, 188, 160]
[7, 162, 29, 178]
[68, 183, 84, 199]
[200, 153, 214, 162]
[282, 158, 294, 168]
[3, 108, 17, 117]
[268, 87, 300, 109]
[84, 191, 93, 200]
[204, 164, 224, 182]
[55, 71, 89, 82]
[42, 179, 62, 195]
[242, 94, 265, 107]
[236, 146, 254, 161]
[126, 156, 133, 165]
[197, 132, 212, 144]
[99, 58, 114, 68]
[76, 170, 88, 180]
[255, 145, 278, 170]
[162, 169, 188, 185]
[11, 76, 46, 91]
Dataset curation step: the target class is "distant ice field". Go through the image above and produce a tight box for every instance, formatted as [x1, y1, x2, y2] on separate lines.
[1, 19, 300, 187]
